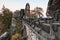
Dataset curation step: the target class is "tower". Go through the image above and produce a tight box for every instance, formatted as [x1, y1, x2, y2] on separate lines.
[25, 3, 30, 18]
[2, 5, 5, 10]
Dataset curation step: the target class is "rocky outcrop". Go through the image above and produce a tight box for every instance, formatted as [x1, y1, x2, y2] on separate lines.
[46, 0, 60, 21]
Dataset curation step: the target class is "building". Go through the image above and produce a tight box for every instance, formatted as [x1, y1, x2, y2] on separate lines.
[25, 3, 30, 18]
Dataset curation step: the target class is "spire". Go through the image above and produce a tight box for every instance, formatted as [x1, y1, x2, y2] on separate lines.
[2, 0, 6, 10]
[2, 5, 5, 10]
[25, 3, 30, 10]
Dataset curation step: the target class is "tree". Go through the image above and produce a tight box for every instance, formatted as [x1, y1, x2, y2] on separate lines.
[3, 8, 13, 29]
[12, 10, 24, 40]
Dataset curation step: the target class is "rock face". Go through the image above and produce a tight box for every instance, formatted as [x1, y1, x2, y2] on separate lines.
[46, 0, 60, 21]
[46, 0, 60, 40]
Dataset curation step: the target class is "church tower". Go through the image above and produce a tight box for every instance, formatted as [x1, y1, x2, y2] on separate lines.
[25, 3, 30, 18]
[2, 5, 5, 10]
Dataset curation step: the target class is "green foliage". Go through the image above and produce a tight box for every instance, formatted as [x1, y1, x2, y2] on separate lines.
[3, 11, 13, 29]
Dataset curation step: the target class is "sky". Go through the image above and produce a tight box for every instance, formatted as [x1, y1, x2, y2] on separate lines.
[0, 0, 49, 16]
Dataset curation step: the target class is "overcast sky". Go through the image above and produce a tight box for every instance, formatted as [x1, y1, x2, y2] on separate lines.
[0, 0, 49, 16]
